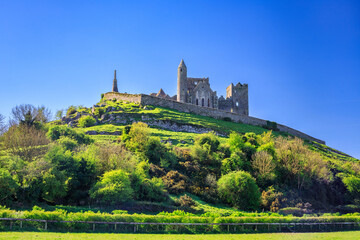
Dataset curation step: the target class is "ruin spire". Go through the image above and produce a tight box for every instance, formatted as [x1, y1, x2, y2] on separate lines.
[112, 70, 118, 92]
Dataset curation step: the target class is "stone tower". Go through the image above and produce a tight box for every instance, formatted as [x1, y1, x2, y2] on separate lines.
[226, 83, 249, 115]
[177, 59, 187, 103]
[112, 70, 118, 92]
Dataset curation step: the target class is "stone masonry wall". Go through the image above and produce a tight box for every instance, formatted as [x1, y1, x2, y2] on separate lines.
[103, 92, 325, 144]
[103, 92, 142, 103]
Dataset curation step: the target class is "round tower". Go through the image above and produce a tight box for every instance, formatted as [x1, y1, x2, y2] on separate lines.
[112, 70, 118, 92]
[177, 59, 187, 103]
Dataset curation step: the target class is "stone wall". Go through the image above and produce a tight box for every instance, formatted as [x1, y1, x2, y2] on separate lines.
[103, 92, 325, 144]
[103, 92, 142, 103]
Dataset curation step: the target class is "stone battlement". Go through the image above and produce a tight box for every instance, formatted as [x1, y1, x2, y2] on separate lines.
[103, 92, 325, 144]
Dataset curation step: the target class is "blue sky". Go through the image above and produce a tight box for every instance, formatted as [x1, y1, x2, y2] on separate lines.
[0, 0, 359, 158]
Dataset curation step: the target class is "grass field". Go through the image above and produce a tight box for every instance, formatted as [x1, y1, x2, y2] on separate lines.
[1, 231, 360, 240]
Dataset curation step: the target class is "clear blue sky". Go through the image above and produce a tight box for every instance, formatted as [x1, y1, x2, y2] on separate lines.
[0, 0, 359, 158]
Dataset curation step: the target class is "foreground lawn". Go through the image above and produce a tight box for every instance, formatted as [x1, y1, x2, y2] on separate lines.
[1, 231, 360, 240]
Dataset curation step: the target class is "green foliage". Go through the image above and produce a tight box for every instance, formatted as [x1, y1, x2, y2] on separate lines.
[57, 136, 78, 151]
[93, 107, 105, 118]
[47, 125, 93, 145]
[90, 169, 133, 204]
[41, 168, 67, 203]
[221, 151, 247, 174]
[125, 122, 151, 152]
[78, 115, 96, 128]
[0, 169, 19, 205]
[343, 175, 360, 200]
[162, 170, 188, 194]
[44, 145, 96, 204]
[217, 171, 261, 210]
[55, 110, 64, 120]
[192, 132, 224, 168]
[176, 194, 196, 208]
[265, 121, 279, 131]
[130, 161, 168, 202]
[66, 106, 77, 116]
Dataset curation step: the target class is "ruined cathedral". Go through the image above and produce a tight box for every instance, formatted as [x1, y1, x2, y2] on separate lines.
[150, 59, 249, 115]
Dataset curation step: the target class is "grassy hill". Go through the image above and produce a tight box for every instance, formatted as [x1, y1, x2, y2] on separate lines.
[64, 99, 356, 163]
[1, 98, 360, 225]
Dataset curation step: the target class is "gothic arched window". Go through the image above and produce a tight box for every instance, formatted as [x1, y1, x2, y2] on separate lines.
[196, 99, 198, 105]
[202, 98, 205, 107]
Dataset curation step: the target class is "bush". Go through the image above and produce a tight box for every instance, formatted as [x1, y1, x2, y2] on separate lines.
[78, 115, 96, 128]
[162, 170, 188, 194]
[221, 150, 247, 174]
[343, 175, 360, 200]
[0, 169, 19, 205]
[265, 121, 279, 131]
[57, 136, 78, 151]
[66, 106, 77, 116]
[217, 170, 260, 210]
[47, 125, 93, 145]
[90, 169, 133, 204]
[176, 194, 196, 208]
[93, 108, 105, 118]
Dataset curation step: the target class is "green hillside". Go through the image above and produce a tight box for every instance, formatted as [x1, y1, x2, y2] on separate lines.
[0, 99, 359, 224]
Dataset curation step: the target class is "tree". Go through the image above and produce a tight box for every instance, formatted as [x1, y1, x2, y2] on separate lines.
[252, 151, 276, 182]
[192, 132, 223, 168]
[275, 136, 331, 189]
[10, 104, 52, 127]
[41, 168, 67, 203]
[0, 113, 6, 135]
[0, 169, 19, 205]
[126, 122, 151, 152]
[2, 125, 49, 161]
[55, 110, 64, 120]
[343, 175, 360, 200]
[78, 115, 96, 128]
[221, 150, 247, 174]
[217, 170, 260, 210]
[90, 169, 133, 204]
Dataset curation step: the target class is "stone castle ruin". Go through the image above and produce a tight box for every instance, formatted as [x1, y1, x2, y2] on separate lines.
[148, 60, 249, 115]
[105, 60, 325, 144]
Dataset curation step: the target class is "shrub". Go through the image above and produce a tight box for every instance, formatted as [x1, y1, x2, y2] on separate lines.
[78, 115, 96, 128]
[222, 117, 232, 122]
[93, 108, 105, 118]
[2, 124, 49, 161]
[278, 207, 304, 216]
[162, 170, 188, 194]
[57, 136, 78, 151]
[261, 186, 283, 212]
[176, 194, 196, 208]
[66, 106, 77, 116]
[126, 122, 150, 152]
[252, 151, 276, 183]
[343, 175, 360, 200]
[221, 150, 247, 174]
[90, 169, 133, 204]
[275, 136, 331, 189]
[0, 169, 19, 205]
[265, 121, 279, 131]
[47, 125, 93, 145]
[194, 132, 220, 153]
[217, 170, 260, 210]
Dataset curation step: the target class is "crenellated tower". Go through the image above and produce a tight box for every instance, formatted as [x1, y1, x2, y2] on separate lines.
[177, 59, 187, 103]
